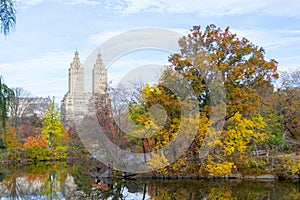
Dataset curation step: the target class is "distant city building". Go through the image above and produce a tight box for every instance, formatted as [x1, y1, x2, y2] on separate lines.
[9, 96, 51, 119]
[61, 51, 109, 125]
[21, 97, 51, 117]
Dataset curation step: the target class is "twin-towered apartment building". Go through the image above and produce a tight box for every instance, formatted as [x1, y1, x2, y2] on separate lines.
[61, 51, 108, 124]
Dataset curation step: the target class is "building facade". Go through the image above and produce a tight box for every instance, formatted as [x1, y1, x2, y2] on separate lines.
[61, 51, 108, 124]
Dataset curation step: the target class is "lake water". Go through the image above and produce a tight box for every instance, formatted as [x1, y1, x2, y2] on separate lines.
[0, 162, 299, 199]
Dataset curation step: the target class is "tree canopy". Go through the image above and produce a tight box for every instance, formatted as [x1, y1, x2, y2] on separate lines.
[168, 25, 279, 119]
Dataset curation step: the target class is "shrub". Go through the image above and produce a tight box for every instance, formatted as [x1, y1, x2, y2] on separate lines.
[23, 135, 50, 161]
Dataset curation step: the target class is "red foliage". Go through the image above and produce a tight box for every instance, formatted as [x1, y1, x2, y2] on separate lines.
[19, 123, 40, 138]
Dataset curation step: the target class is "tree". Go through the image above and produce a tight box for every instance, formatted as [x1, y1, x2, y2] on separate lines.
[127, 25, 279, 175]
[0, 76, 14, 148]
[41, 100, 69, 151]
[222, 112, 267, 156]
[271, 70, 300, 146]
[164, 25, 279, 174]
[128, 84, 181, 153]
[168, 25, 278, 120]
[5, 125, 20, 148]
[23, 135, 50, 160]
[9, 87, 33, 129]
[0, 0, 16, 36]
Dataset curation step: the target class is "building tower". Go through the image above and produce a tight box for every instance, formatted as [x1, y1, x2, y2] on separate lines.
[62, 51, 110, 125]
[68, 51, 84, 94]
[93, 52, 107, 94]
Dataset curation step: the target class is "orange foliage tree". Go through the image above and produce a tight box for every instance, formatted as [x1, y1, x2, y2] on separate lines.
[23, 135, 50, 160]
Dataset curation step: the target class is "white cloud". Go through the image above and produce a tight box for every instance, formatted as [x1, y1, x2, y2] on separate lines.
[85, 27, 300, 83]
[15, 0, 102, 8]
[107, 56, 169, 83]
[106, 0, 300, 17]
[15, 0, 300, 17]
[58, 0, 101, 6]
[86, 28, 189, 47]
[0, 51, 74, 100]
[86, 31, 124, 46]
[15, 0, 46, 7]
[275, 56, 300, 71]
[228, 28, 300, 70]
[232, 28, 300, 51]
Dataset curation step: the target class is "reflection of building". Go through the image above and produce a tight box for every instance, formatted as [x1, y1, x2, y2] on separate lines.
[61, 51, 108, 124]
[0, 174, 77, 199]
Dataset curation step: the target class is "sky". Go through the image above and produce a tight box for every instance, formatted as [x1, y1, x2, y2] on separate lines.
[0, 0, 300, 102]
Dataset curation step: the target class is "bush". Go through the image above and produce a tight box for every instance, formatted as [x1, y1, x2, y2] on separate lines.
[52, 146, 69, 160]
[23, 135, 50, 161]
[7, 147, 27, 161]
[25, 147, 50, 161]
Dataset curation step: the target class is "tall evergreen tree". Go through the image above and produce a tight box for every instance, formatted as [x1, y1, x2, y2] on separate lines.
[0, 76, 14, 148]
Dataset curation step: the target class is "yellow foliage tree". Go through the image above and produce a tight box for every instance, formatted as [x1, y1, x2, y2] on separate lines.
[42, 101, 69, 148]
[222, 112, 267, 156]
[147, 153, 170, 173]
[204, 112, 267, 176]
[128, 84, 180, 152]
[206, 155, 235, 176]
[41, 101, 69, 159]
[283, 155, 300, 175]
[5, 126, 20, 148]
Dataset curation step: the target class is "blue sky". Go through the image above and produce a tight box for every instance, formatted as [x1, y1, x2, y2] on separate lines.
[0, 0, 300, 101]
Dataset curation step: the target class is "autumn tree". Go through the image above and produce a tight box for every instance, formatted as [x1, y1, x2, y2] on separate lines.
[95, 92, 120, 147]
[41, 100, 69, 159]
[166, 25, 279, 174]
[5, 125, 20, 148]
[269, 70, 300, 148]
[23, 135, 50, 160]
[127, 25, 279, 175]
[169, 25, 278, 119]
[18, 114, 42, 139]
[128, 83, 181, 162]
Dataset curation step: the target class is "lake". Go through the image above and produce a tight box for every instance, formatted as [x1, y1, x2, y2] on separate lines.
[0, 162, 299, 199]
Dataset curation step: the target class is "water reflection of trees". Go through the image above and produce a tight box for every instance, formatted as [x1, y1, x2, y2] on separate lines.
[0, 162, 71, 199]
[144, 180, 300, 200]
[0, 164, 26, 199]
[92, 179, 300, 200]
[98, 179, 147, 200]
[1, 162, 300, 200]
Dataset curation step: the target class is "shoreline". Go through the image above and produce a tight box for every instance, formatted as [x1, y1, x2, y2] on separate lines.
[93, 172, 300, 181]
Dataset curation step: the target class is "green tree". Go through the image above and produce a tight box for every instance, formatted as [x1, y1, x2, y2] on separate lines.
[0, 0, 16, 36]
[263, 70, 300, 150]
[259, 93, 284, 149]
[41, 100, 69, 157]
[0, 76, 14, 148]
